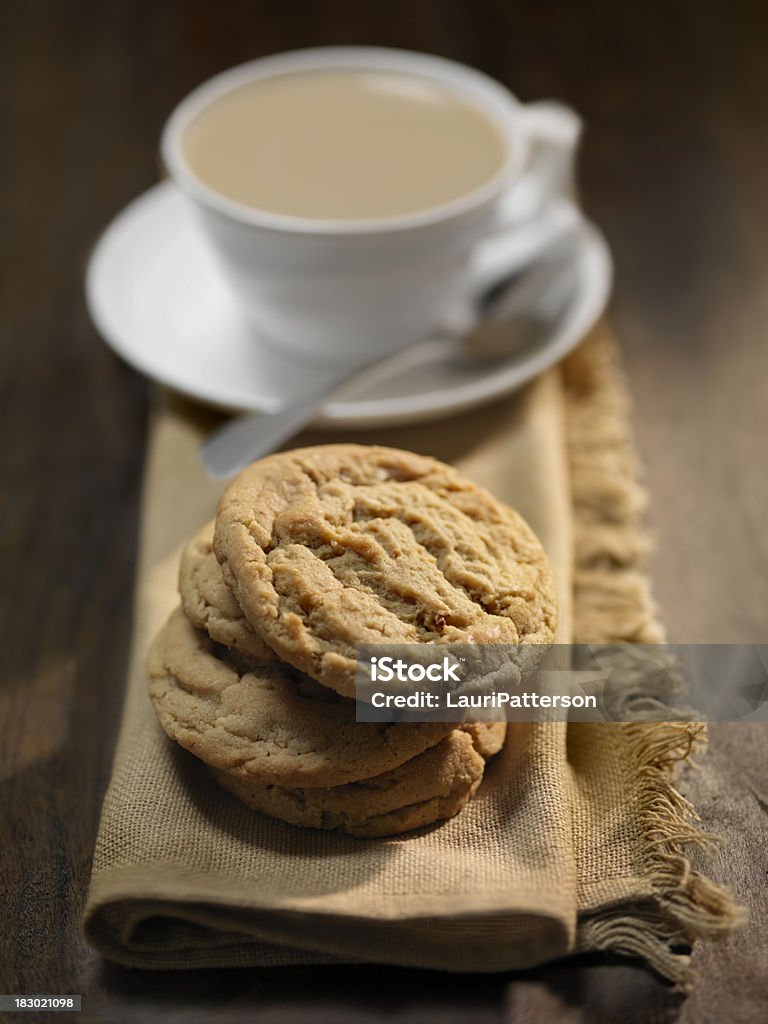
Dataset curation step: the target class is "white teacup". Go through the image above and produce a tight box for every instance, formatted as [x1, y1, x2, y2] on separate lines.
[162, 47, 579, 365]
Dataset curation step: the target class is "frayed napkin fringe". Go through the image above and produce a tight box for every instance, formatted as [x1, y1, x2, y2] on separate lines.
[578, 720, 746, 988]
[565, 328, 745, 985]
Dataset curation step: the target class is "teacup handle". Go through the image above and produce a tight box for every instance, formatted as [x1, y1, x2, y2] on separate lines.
[507, 100, 582, 220]
[468, 101, 582, 299]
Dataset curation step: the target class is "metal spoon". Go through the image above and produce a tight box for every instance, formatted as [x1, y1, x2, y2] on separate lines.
[200, 232, 578, 479]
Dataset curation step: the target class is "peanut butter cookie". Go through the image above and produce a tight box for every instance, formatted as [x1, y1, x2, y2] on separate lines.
[210, 728, 488, 838]
[461, 721, 507, 759]
[179, 522, 275, 661]
[148, 608, 454, 789]
[214, 445, 557, 697]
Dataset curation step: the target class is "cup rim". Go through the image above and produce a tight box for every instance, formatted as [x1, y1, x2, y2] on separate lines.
[161, 46, 528, 237]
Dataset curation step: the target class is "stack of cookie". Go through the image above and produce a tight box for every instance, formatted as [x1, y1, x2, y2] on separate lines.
[148, 445, 557, 838]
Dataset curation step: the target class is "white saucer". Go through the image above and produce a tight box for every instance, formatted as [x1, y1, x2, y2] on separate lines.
[86, 182, 612, 428]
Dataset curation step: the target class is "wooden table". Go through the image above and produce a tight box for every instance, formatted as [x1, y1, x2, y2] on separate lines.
[2, 1, 766, 1020]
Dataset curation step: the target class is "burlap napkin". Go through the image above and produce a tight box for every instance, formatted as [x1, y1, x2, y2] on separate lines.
[84, 325, 741, 983]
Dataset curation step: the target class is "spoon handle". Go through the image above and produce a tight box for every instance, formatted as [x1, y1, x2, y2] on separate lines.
[200, 375, 350, 478]
[201, 337, 454, 479]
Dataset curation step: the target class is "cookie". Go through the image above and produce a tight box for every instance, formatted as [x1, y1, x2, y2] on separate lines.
[214, 444, 557, 697]
[148, 608, 454, 789]
[210, 728, 487, 838]
[179, 522, 275, 661]
[461, 721, 507, 759]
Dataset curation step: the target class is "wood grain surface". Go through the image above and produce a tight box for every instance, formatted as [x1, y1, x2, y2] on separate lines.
[1, 1, 766, 1021]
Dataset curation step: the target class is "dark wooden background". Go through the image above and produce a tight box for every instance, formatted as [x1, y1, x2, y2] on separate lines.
[1, 1, 767, 1020]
